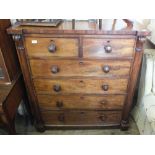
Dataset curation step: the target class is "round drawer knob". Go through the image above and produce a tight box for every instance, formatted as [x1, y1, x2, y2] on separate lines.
[53, 84, 61, 92]
[99, 115, 106, 121]
[104, 45, 112, 53]
[48, 41, 56, 53]
[58, 114, 65, 122]
[56, 101, 63, 108]
[102, 84, 109, 91]
[51, 65, 59, 74]
[103, 65, 110, 73]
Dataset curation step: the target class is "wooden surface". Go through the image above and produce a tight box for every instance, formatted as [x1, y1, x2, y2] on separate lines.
[0, 50, 10, 82]
[41, 110, 122, 126]
[30, 59, 131, 78]
[0, 19, 20, 84]
[34, 78, 128, 95]
[8, 19, 150, 131]
[25, 37, 78, 58]
[83, 38, 135, 58]
[0, 19, 29, 134]
[37, 94, 125, 110]
[0, 83, 13, 104]
[7, 20, 151, 36]
[0, 74, 28, 134]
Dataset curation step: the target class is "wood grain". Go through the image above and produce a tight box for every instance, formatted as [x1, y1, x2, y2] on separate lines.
[33, 78, 128, 95]
[30, 59, 131, 78]
[37, 94, 126, 110]
[25, 37, 79, 57]
[0, 50, 10, 83]
[83, 38, 135, 58]
[14, 34, 45, 131]
[41, 110, 122, 126]
[0, 19, 20, 84]
[7, 20, 149, 130]
[121, 37, 145, 129]
[7, 20, 150, 36]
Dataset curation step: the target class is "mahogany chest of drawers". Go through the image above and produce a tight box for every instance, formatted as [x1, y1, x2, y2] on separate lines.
[7, 20, 150, 131]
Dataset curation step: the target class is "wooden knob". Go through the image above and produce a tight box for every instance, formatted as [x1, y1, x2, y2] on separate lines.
[51, 65, 59, 74]
[56, 101, 63, 108]
[99, 115, 106, 121]
[102, 84, 109, 91]
[104, 45, 112, 53]
[103, 65, 110, 73]
[58, 114, 64, 122]
[53, 84, 61, 92]
[48, 41, 56, 53]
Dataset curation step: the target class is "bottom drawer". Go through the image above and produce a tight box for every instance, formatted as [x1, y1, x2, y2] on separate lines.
[41, 110, 122, 126]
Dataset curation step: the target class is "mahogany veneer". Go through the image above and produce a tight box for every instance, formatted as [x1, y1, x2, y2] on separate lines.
[7, 19, 150, 131]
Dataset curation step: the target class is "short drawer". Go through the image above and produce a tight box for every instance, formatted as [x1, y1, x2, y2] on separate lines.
[34, 78, 128, 95]
[83, 38, 135, 58]
[41, 110, 122, 126]
[25, 37, 79, 58]
[30, 59, 131, 78]
[37, 94, 125, 110]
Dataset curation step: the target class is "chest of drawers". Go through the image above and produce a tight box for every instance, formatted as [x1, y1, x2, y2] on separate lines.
[7, 20, 150, 131]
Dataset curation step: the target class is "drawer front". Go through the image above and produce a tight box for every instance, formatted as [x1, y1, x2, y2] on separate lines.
[30, 59, 131, 78]
[83, 38, 135, 58]
[37, 94, 126, 110]
[25, 37, 79, 57]
[34, 78, 128, 94]
[41, 110, 122, 126]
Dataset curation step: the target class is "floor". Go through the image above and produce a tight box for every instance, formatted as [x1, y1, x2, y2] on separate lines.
[0, 114, 140, 135]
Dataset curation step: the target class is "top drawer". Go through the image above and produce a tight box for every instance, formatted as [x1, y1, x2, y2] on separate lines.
[83, 38, 135, 58]
[25, 37, 79, 58]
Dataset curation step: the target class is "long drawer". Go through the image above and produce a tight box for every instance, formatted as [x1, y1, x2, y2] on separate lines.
[25, 37, 79, 58]
[37, 94, 126, 110]
[41, 110, 122, 126]
[33, 78, 128, 94]
[30, 59, 131, 78]
[83, 38, 135, 58]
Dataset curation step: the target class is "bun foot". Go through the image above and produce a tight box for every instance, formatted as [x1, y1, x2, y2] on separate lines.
[120, 120, 129, 131]
[35, 122, 45, 132]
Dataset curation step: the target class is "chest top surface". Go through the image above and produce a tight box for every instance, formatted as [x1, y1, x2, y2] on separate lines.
[7, 19, 150, 36]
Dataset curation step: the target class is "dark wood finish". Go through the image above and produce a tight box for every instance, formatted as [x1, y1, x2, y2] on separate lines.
[83, 38, 135, 58]
[8, 19, 150, 131]
[121, 36, 146, 129]
[30, 59, 131, 78]
[41, 110, 122, 126]
[0, 19, 31, 134]
[33, 78, 128, 95]
[25, 37, 79, 58]
[7, 20, 150, 36]
[0, 19, 20, 84]
[0, 74, 28, 134]
[37, 94, 125, 110]
[13, 34, 45, 132]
